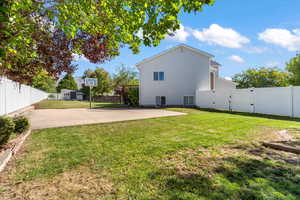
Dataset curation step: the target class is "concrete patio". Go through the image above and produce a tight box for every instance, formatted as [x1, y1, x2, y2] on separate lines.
[28, 108, 185, 129]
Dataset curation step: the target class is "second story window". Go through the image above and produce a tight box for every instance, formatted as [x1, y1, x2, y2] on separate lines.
[154, 72, 164, 81]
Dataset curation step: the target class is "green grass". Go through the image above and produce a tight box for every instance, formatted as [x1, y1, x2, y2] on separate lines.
[35, 100, 127, 109]
[2, 108, 300, 199]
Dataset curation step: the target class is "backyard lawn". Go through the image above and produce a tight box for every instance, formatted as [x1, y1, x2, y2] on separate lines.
[1, 108, 300, 199]
[34, 100, 127, 109]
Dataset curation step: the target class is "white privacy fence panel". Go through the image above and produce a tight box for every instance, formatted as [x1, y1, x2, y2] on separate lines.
[254, 87, 292, 116]
[196, 86, 300, 117]
[215, 90, 231, 110]
[196, 90, 231, 111]
[0, 78, 48, 115]
[196, 90, 215, 109]
[231, 89, 254, 113]
[293, 87, 300, 118]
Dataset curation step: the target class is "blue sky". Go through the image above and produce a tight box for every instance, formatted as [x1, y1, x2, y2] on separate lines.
[73, 0, 300, 79]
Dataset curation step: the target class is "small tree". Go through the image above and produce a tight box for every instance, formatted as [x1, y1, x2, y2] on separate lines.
[232, 67, 290, 88]
[286, 53, 300, 85]
[81, 68, 112, 99]
[94, 68, 112, 95]
[112, 65, 138, 89]
[57, 74, 78, 92]
[112, 65, 139, 104]
[128, 88, 139, 106]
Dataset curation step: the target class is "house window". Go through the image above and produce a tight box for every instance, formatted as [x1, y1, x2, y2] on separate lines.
[184, 96, 194, 106]
[210, 72, 215, 90]
[156, 96, 166, 106]
[154, 72, 164, 81]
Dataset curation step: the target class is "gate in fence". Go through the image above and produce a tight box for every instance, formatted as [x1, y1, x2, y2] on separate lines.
[196, 86, 300, 117]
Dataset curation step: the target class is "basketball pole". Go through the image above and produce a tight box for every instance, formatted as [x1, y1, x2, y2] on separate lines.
[89, 85, 92, 109]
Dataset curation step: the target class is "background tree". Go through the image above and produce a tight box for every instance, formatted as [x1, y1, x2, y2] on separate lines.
[94, 68, 112, 95]
[112, 65, 139, 104]
[286, 53, 300, 86]
[57, 74, 78, 92]
[31, 70, 56, 93]
[112, 65, 139, 90]
[81, 68, 112, 98]
[232, 67, 290, 88]
[1, 0, 214, 84]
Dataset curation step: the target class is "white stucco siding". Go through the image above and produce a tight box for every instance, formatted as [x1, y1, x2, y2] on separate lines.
[138, 47, 210, 105]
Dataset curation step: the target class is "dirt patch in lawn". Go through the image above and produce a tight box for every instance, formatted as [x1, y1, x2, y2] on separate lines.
[155, 139, 300, 199]
[0, 166, 114, 200]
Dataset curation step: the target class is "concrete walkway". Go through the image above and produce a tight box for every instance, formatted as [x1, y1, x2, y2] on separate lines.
[28, 108, 185, 129]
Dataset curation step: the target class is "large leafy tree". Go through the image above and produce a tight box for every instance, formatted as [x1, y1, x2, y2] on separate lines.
[286, 53, 300, 85]
[31, 70, 56, 93]
[232, 67, 290, 88]
[82, 68, 112, 96]
[1, 0, 214, 83]
[1, 0, 76, 84]
[57, 74, 78, 92]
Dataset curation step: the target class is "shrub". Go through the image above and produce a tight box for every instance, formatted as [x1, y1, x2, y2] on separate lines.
[0, 116, 15, 145]
[13, 116, 30, 134]
[48, 94, 55, 98]
[128, 88, 139, 106]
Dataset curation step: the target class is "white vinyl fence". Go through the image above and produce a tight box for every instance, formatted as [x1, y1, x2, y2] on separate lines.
[0, 77, 48, 115]
[196, 86, 300, 118]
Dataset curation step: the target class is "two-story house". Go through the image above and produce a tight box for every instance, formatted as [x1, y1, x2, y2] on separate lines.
[136, 44, 236, 106]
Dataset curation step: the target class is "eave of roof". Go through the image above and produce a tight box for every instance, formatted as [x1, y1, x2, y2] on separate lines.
[211, 60, 221, 66]
[136, 44, 214, 68]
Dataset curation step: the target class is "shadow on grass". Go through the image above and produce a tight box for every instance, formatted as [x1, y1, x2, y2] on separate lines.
[152, 147, 300, 200]
[91, 103, 129, 109]
[199, 108, 300, 123]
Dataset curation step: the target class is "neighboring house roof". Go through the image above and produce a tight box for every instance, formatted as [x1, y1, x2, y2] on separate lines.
[211, 60, 221, 66]
[136, 44, 214, 67]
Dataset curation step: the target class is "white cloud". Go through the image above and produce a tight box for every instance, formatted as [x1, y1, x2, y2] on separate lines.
[228, 55, 245, 63]
[259, 28, 300, 51]
[166, 24, 190, 42]
[72, 53, 88, 62]
[192, 24, 250, 48]
[266, 61, 280, 68]
[136, 29, 143, 39]
[72, 53, 80, 61]
[224, 77, 232, 81]
[244, 46, 268, 54]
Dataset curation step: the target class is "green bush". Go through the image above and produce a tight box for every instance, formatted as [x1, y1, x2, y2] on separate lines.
[128, 88, 139, 106]
[13, 116, 30, 134]
[48, 94, 55, 98]
[0, 116, 15, 145]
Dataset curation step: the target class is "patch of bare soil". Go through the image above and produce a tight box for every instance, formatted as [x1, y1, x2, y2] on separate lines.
[262, 129, 300, 154]
[162, 129, 300, 178]
[0, 167, 114, 200]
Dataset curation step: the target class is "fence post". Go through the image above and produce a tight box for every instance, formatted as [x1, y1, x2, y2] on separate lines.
[4, 78, 7, 115]
[291, 86, 294, 117]
[250, 87, 255, 113]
